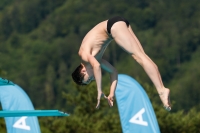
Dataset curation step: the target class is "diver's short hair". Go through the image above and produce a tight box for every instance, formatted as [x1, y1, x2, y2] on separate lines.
[71, 64, 87, 85]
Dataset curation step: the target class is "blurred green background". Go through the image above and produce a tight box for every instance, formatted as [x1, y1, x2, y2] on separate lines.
[1, 0, 200, 132]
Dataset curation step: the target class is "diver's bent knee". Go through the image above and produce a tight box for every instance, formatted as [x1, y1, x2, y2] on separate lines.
[132, 54, 144, 66]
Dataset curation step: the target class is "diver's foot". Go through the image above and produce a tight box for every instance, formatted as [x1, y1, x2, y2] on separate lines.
[159, 88, 171, 111]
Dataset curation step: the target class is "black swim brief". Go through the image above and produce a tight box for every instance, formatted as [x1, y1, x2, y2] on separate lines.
[107, 16, 130, 34]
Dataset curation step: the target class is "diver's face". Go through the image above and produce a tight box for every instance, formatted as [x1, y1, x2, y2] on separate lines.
[81, 67, 94, 85]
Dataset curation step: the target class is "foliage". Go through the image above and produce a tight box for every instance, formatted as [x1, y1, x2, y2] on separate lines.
[0, 0, 200, 132]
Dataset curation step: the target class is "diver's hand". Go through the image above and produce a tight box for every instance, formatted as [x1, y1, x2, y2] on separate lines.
[96, 92, 107, 109]
[96, 91, 102, 109]
[107, 94, 114, 107]
[96, 99, 100, 109]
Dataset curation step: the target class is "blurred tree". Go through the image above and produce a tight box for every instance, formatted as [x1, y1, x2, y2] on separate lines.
[1, 0, 200, 132]
[0, 0, 13, 11]
[44, 64, 56, 107]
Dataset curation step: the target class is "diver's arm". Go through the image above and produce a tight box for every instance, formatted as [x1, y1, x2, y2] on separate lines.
[81, 53, 102, 93]
[100, 59, 118, 106]
[86, 55, 103, 108]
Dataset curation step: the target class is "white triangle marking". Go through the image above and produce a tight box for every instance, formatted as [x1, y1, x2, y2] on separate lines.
[13, 116, 30, 130]
[129, 108, 148, 126]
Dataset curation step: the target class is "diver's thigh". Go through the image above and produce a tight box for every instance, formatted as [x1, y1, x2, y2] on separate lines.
[128, 26, 145, 53]
[111, 22, 143, 55]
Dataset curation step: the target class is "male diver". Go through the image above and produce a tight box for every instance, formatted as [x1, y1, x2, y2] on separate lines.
[72, 16, 171, 111]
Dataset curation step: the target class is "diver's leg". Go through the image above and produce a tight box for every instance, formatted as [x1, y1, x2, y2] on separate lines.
[110, 22, 171, 110]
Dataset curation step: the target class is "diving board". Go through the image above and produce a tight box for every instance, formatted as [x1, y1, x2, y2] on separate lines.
[0, 78, 70, 133]
[0, 110, 70, 117]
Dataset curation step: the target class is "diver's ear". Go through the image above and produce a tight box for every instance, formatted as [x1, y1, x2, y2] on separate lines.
[81, 67, 86, 73]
